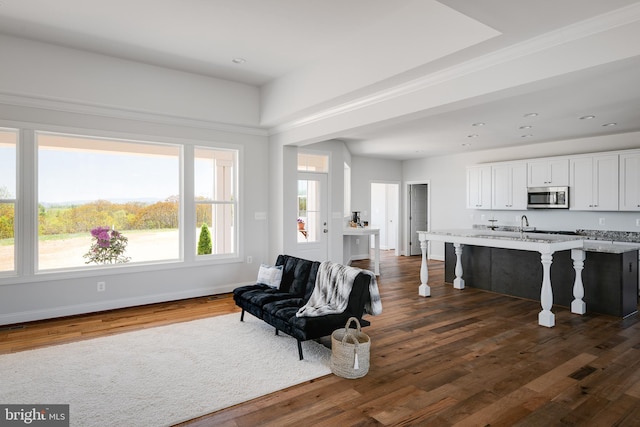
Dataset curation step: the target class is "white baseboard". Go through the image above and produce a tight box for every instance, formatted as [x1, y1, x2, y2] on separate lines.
[0, 281, 252, 326]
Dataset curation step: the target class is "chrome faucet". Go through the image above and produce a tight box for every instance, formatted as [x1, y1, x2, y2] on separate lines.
[520, 215, 529, 232]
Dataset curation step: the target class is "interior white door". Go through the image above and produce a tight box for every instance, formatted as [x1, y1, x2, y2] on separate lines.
[371, 183, 399, 251]
[409, 184, 428, 256]
[296, 172, 328, 261]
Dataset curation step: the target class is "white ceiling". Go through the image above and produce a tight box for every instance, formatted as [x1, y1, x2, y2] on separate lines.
[1, 0, 640, 160]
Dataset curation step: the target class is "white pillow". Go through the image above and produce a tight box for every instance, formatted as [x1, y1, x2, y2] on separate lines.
[257, 264, 283, 288]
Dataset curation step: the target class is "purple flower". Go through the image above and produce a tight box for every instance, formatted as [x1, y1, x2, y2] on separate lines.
[84, 226, 130, 264]
[91, 226, 110, 237]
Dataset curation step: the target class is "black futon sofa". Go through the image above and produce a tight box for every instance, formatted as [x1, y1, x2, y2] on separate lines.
[233, 254, 372, 360]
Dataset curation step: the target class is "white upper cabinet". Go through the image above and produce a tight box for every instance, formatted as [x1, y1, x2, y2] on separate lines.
[492, 163, 527, 210]
[466, 165, 492, 210]
[619, 151, 640, 211]
[570, 154, 619, 211]
[527, 159, 569, 187]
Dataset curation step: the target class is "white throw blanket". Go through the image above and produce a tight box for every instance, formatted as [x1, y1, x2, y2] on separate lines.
[296, 261, 382, 318]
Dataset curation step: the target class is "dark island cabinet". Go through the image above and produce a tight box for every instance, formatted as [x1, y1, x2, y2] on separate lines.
[445, 243, 638, 318]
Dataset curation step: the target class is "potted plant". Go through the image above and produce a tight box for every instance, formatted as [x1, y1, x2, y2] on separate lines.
[198, 223, 213, 255]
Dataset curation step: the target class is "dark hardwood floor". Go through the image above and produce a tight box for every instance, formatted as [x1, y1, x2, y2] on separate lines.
[3, 252, 640, 426]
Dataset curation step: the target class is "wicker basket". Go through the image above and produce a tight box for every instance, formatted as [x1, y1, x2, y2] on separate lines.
[330, 317, 370, 379]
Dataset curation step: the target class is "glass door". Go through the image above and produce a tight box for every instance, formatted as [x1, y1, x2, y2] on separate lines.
[297, 172, 328, 260]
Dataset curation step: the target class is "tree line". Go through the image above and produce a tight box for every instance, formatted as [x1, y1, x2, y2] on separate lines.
[0, 199, 213, 239]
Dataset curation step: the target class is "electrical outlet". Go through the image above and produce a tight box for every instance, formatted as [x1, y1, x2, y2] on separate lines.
[636, 219, 640, 227]
[356, 238, 360, 245]
[246, 256, 252, 264]
[97, 281, 106, 292]
[599, 218, 605, 226]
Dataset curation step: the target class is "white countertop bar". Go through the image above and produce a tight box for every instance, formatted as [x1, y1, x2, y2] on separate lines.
[343, 227, 380, 275]
[414, 229, 632, 329]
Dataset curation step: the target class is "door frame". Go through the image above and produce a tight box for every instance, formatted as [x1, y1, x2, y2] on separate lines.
[295, 171, 329, 261]
[370, 181, 400, 256]
[405, 180, 431, 257]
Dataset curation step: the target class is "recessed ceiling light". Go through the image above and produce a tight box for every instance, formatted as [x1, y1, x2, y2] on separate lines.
[521, 134, 534, 138]
[523, 113, 538, 118]
[232, 57, 246, 64]
[579, 115, 596, 120]
[472, 122, 485, 127]
[467, 134, 479, 138]
[602, 122, 617, 127]
[519, 125, 533, 129]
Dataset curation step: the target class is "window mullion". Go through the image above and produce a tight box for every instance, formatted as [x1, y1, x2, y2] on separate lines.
[183, 145, 195, 263]
[17, 129, 37, 276]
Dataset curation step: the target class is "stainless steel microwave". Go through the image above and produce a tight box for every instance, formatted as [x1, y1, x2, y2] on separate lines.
[527, 186, 569, 209]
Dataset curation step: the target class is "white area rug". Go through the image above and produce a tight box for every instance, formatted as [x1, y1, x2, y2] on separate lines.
[0, 313, 331, 426]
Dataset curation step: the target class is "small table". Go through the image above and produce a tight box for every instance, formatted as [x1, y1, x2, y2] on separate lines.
[343, 227, 380, 275]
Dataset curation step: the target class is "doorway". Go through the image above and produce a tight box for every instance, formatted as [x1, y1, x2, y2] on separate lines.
[370, 182, 399, 254]
[296, 172, 329, 261]
[408, 183, 429, 256]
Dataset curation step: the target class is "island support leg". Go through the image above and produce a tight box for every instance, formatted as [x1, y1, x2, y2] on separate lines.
[374, 232, 380, 276]
[571, 249, 586, 315]
[538, 252, 555, 327]
[418, 237, 430, 297]
[453, 243, 465, 289]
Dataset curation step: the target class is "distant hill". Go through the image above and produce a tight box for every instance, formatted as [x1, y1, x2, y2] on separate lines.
[40, 198, 165, 208]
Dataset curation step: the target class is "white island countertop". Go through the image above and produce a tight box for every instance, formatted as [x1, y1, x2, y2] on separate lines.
[419, 229, 640, 254]
[415, 229, 620, 329]
[582, 240, 640, 254]
[418, 229, 585, 252]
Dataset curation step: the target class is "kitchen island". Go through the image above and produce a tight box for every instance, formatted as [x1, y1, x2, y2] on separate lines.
[416, 229, 626, 328]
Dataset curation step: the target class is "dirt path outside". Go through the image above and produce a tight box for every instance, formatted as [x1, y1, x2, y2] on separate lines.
[0, 229, 180, 271]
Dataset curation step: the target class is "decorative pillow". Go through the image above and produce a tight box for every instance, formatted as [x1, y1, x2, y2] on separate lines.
[257, 264, 283, 288]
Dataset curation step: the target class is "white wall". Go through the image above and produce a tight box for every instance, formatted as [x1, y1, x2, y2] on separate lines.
[0, 35, 269, 325]
[348, 156, 403, 258]
[0, 34, 260, 128]
[403, 131, 640, 259]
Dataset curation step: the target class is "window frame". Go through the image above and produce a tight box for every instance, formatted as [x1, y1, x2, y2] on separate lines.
[0, 122, 243, 285]
[35, 130, 184, 272]
[0, 127, 18, 277]
[193, 146, 239, 260]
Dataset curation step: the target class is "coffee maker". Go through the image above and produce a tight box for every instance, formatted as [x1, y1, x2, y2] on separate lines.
[350, 211, 361, 227]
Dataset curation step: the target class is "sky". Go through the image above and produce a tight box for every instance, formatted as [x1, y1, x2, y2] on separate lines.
[1, 138, 217, 205]
[0, 145, 16, 199]
[39, 149, 180, 204]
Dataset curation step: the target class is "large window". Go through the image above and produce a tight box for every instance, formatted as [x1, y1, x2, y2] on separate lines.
[194, 147, 237, 256]
[0, 128, 17, 274]
[37, 132, 181, 270]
